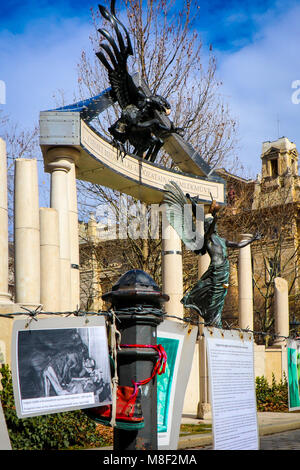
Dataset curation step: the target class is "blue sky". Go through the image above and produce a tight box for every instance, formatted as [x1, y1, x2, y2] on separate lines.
[1, 0, 300, 178]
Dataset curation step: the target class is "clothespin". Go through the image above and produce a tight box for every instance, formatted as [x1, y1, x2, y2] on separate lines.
[237, 327, 244, 341]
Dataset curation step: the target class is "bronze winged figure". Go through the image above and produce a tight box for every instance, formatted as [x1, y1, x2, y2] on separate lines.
[163, 181, 262, 327]
[96, 0, 180, 162]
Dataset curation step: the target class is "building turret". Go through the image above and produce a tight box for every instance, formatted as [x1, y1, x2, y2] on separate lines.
[252, 137, 299, 209]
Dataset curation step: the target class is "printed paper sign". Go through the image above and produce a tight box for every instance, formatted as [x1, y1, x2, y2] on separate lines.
[204, 327, 259, 450]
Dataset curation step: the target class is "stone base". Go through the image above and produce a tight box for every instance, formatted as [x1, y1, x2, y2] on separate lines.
[0, 303, 23, 367]
[0, 292, 13, 304]
[0, 302, 43, 315]
[197, 402, 211, 420]
[0, 302, 24, 314]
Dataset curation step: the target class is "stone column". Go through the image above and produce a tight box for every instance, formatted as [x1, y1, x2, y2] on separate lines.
[197, 252, 211, 418]
[0, 138, 11, 303]
[87, 213, 98, 240]
[68, 160, 80, 310]
[238, 234, 254, 331]
[40, 208, 60, 312]
[198, 252, 210, 278]
[87, 214, 102, 311]
[274, 277, 289, 344]
[161, 206, 184, 318]
[14, 158, 40, 307]
[46, 147, 79, 312]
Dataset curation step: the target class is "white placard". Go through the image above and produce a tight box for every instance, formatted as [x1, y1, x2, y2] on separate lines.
[204, 327, 259, 450]
[11, 316, 112, 418]
[157, 320, 198, 450]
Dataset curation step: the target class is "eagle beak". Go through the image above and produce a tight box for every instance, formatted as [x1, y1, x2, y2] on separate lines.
[165, 108, 171, 116]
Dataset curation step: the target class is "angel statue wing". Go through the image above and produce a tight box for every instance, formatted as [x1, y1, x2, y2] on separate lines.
[163, 181, 204, 251]
[96, 0, 143, 110]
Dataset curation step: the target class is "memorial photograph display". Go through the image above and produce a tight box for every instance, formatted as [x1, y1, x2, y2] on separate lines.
[287, 339, 300, 411]
[11, 317, 112, 418]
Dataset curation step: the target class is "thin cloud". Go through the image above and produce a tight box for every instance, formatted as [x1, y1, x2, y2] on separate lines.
[1, 0, 300, 179]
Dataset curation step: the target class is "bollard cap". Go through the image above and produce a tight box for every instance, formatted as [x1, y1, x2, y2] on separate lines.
[102, 269, 169, 308]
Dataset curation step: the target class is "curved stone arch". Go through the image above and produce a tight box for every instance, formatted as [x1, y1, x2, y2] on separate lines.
[40, 112, 225, 205]
[39, 95, 226, 315]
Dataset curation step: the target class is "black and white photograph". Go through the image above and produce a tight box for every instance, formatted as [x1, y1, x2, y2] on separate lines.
[11, 318, 112, 418]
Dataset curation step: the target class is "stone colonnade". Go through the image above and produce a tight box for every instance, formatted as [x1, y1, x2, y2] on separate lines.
[10, 146, 290, 338]
[5, 140, 289, 335]
[0, 139, 291, 405]
[11, 146, 80, 312]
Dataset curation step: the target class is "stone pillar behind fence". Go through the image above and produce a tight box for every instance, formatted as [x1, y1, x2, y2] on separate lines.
[274, 277, 289, 344]
[238, 234, 254, 331]
[14, 158, 40, 307]
[161, 206, 184, 319]
[40, 207, 60, 312]
[197, 252, 211, 418]
[68, 159, 80, 310]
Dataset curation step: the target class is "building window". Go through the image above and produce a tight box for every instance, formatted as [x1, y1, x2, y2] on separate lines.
[270, 159, 278, 177]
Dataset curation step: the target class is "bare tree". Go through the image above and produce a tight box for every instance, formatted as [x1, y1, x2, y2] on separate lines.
[75, 0, 241, 307]
[77, 0, 238, 169]
[219, 179, 300, 344]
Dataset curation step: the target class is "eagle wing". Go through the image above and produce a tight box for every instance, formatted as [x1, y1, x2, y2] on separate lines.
[163, 181, 204, 251]
[96, 1, 145, 109]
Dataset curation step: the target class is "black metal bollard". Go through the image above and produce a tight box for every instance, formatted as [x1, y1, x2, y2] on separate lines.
[102, 269, 168, 451]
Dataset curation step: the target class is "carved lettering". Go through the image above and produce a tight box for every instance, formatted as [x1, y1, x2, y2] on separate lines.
[81, 121, 223, 203]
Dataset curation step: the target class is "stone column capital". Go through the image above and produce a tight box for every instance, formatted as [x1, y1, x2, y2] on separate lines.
[45, 147, 80, 173]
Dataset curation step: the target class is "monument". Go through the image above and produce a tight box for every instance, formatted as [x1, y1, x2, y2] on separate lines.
[39, 0, 226, 318]
[0, 0, 292, 452]
[38, 0, 226, 441]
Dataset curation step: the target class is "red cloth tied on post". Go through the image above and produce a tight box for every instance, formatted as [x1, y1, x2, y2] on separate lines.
[84, 343, 167, 430]
[120, 343, 167, 399]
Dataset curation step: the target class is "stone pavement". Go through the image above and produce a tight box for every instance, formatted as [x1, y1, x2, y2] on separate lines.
[258, 428, 300, 450]
[93, 412, 300, 450]
[178, 412, 300, 449]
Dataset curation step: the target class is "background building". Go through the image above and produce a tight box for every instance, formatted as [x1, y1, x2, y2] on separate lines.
[78, 136, 300, 345]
